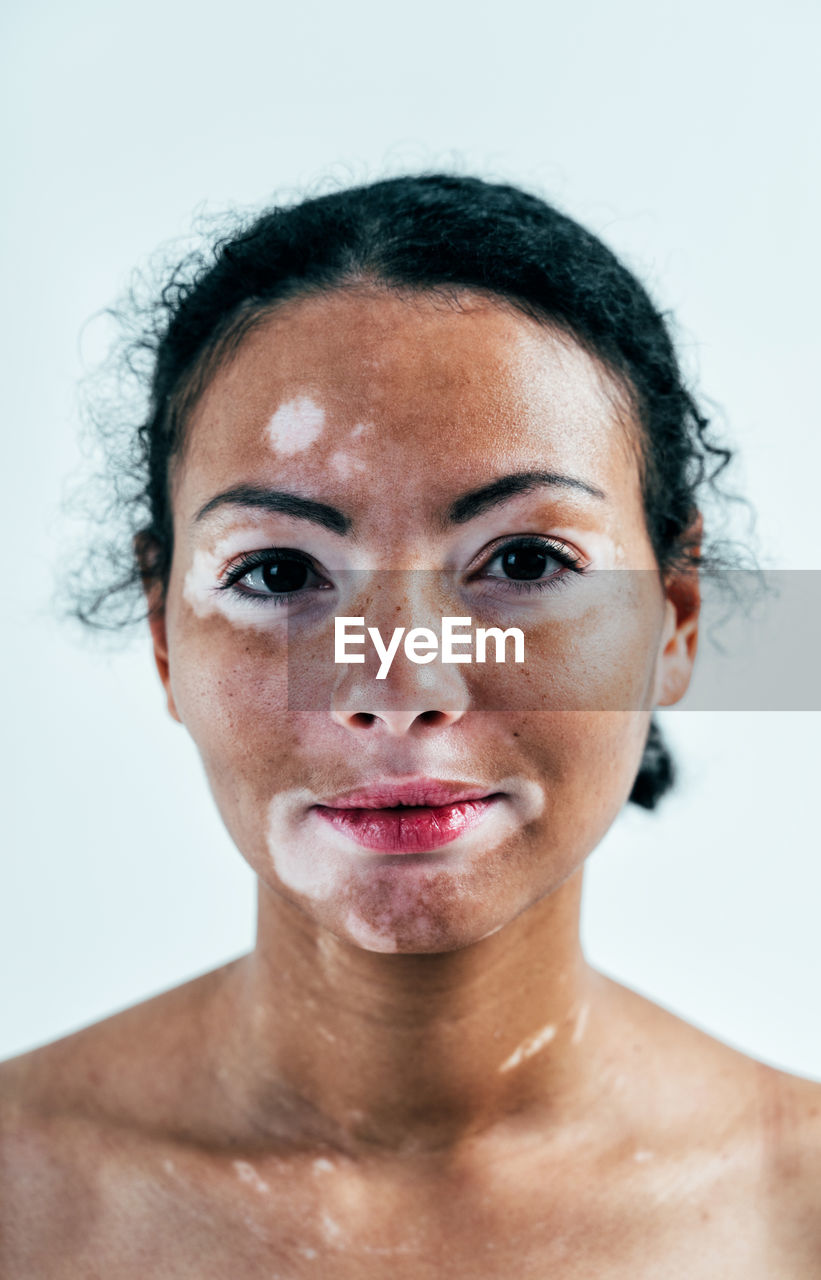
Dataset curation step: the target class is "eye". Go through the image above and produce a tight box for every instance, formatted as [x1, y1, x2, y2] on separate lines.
[219, 549, 332, 603]
[487, 541, 567, 581]
[476, 536, 585, 595]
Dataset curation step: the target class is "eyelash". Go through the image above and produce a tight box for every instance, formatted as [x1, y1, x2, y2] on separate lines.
[217, 537, 586, 606]
[477, 536, 584, 596]
[219, 549, 328, 607]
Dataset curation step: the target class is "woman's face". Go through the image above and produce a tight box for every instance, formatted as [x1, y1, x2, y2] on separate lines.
[151, 288, 696, 953]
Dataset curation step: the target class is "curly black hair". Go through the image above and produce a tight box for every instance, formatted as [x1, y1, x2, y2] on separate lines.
[66, 172, 756, 810]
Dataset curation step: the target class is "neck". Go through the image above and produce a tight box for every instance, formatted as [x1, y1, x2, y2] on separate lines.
[210, 869, 606, 1158]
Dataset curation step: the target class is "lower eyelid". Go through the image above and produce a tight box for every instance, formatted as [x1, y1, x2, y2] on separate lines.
[225, 575, 334, 604]
[475, 571, 573, 595]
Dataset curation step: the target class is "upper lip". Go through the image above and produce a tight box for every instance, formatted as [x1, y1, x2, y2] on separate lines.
[315, 777, 501, 810]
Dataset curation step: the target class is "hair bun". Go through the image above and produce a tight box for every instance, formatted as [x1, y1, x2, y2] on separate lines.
[629, 716, 675, 810]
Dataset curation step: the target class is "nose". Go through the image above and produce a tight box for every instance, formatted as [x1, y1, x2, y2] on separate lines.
[329, 574, 472, 736]
[331, 657, 471, 735]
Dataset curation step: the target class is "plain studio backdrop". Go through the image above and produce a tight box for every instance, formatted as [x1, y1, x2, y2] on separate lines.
[1, 0, 819, 1075]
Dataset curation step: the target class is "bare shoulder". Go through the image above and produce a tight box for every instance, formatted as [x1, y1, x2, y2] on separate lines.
[0, 960, 232, 1127]
[0, 961, 238, 1274]
[602, 973, 821, 1271]
[758, 1064, 821, 1267]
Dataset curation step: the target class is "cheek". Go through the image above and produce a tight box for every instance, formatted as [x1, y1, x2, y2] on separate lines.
[521, 708, 650, 801]
[467, 570, 665, 713]
[511, 706, 652, 889]
[166, 614, 303, 840]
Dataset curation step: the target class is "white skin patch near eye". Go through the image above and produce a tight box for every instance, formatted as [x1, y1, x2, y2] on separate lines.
[266, 395, 325, 453]
[183, 525, 296, 631]
[498, 1022, 557, 1072]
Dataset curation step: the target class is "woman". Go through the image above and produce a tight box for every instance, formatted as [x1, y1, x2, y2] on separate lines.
[2, 174, 818, 1275]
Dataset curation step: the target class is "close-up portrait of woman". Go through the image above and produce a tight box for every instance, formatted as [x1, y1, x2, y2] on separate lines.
[2, 2, 819, 1276]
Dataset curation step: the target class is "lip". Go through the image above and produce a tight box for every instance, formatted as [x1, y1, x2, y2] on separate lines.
[316, 778, 500, 809]
[311, 777, 505, 854]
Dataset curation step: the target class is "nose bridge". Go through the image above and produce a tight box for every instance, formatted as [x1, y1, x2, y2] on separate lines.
[330, 567, 471, 734]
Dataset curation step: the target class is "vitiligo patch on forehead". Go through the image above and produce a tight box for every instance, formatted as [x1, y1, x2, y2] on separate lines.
[266, 396, 326, 453]
[328, 450, 368, 477]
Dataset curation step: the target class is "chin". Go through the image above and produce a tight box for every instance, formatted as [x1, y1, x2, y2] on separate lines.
[337, 902, 510, 956]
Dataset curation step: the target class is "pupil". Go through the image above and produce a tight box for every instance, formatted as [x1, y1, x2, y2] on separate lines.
[261, 559, 308, 592]
[502, 546, 548, 580]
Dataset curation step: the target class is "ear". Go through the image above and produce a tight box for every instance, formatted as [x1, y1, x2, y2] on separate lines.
[654, 512, 702, 708]
[135, 532, 182, 725]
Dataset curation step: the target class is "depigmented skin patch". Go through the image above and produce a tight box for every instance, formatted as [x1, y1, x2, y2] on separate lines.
[267, 396, 326, 453]
[182, 524, 299, 631]
[499, 1022, 557, 1072]
[342, 908, 401, 954]
[571, 1001, 590, 1045]
[321, 1211, 345, 1243]
[264, 776, 544, 954]
[328, 449, 368, 477]
[233, 1160, 270, 1193]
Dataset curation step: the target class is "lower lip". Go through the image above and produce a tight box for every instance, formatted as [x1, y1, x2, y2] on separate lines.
[312, 797, 502, 853]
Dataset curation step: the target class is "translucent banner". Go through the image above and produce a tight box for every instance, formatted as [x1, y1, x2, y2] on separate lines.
[279, 570, 821, 712]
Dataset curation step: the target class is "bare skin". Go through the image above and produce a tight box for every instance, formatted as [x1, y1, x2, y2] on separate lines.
[2, 288, 819, 1277]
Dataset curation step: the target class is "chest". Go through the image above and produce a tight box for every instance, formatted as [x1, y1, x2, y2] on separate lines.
[15, 1157, 793, 1280]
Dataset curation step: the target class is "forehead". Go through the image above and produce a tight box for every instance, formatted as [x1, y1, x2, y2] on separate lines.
[176, 288, 640, 521]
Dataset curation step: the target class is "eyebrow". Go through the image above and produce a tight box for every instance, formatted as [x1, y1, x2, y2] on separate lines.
[192, 470, 608, 534]
[193, 485, 352, 535]
[445, 470, 608, 524]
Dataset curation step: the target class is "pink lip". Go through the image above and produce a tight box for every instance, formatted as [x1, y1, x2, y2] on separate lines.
[312, 777, 504, 854]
